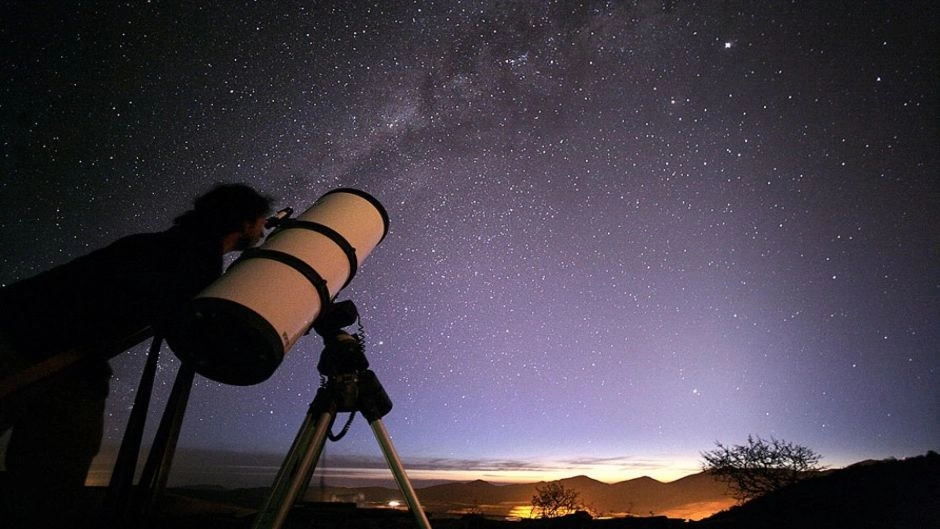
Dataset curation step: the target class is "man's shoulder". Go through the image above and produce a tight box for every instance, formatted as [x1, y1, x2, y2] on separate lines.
[107, 228, 217, 254]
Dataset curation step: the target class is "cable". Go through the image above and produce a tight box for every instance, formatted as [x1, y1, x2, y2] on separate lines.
[328, 412, 356, 442]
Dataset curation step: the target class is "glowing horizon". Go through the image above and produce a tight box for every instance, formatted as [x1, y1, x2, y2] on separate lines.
[84, 445, 719, 488]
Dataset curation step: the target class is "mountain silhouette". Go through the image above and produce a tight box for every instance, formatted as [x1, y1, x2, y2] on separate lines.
[382, 471, 734, 519]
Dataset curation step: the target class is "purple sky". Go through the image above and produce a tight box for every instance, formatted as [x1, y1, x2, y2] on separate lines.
[2, 1, 937, 487]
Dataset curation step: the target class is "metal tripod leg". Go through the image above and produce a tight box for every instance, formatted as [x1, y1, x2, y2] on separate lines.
[370, 418, 433, 529]
[252, 394, 432, 529]
[102, 346, 197, 526]
[102, 336, 164, 527]
[137, 362, 196, 514]
[252, 390, 337, 529]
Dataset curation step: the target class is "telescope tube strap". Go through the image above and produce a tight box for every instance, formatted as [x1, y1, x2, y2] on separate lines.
[233, 249, 330, 309]
[275, 220, 359, 288]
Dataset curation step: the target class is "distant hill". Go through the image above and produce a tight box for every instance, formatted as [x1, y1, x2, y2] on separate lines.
[169, 471, 735, 520]
[301, 471, 735, 520]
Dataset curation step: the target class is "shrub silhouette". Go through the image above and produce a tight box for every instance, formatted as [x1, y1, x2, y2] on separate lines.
[531, 482, 583, 518]
[702, 435, 823, 501]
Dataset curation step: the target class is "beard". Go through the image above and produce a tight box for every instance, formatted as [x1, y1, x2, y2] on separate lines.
[233, 231, 262, 251]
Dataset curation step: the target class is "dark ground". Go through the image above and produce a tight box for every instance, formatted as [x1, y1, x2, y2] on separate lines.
[151, 452, 940, 529]
[1, 453, 936, 528]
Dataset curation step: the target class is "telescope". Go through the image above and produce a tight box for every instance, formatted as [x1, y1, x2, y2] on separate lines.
[106, 188, 431, 529]
[165, 188, 389, 385]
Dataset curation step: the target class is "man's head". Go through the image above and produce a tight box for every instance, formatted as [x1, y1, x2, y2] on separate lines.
[174, 184, 273, 251]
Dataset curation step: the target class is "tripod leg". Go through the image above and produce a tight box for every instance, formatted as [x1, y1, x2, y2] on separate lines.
[369, 419, 433, 529]
[252, 392, 336, 529]
[102, 336, 163, 526]
[137, 362, 196, 514]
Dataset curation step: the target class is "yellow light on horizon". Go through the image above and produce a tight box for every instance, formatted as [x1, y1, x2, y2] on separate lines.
[508, 505, 536, 519]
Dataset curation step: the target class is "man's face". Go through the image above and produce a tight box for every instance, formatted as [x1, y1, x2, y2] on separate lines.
[234, 215, 267, 251]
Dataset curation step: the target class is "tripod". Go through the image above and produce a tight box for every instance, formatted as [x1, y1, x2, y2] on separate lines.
[252, 305, 432, 529]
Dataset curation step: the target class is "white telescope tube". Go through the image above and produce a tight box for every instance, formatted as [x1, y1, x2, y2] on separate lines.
[166, 188, 389, 385]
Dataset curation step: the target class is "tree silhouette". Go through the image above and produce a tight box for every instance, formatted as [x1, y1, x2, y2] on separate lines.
[702, 435, 824, 501]
[530, 482, 582, 518]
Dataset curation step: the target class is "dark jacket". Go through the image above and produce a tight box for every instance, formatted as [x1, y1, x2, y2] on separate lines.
[0, 227, 223, 360]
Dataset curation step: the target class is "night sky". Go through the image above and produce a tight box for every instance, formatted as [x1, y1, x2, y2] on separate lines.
[1, 1, 937, 487]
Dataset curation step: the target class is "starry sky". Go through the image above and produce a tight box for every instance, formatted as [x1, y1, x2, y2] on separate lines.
[1, 1, 937, 487]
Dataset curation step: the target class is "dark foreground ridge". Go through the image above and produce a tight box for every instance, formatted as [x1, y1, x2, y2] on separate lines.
[1, 453, 936, 528]
[696, 451, 939, 529]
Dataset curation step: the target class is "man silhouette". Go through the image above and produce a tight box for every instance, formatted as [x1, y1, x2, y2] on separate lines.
[0, 183, 272, 528]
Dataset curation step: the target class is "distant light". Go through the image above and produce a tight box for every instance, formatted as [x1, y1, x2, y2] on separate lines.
[724, 41, 733, 49]
[388, 500, 402, 508]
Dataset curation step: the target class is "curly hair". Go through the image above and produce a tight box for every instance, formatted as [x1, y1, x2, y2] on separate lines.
[174, 184, 273, 237]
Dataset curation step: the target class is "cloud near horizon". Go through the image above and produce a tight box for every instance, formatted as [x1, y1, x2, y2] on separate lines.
[87, 445, 701, 488]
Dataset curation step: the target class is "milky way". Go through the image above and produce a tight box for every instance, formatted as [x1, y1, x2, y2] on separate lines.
[1, 1, 936, 485]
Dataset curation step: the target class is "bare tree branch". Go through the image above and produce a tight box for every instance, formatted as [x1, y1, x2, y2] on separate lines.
[702, 435, 824, 501]
[530, 482, 582, 518]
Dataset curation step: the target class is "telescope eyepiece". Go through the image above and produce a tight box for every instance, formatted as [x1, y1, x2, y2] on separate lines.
[265, 207, 294, 229]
